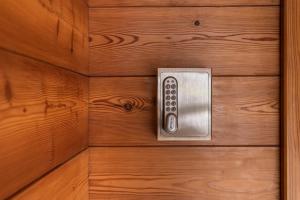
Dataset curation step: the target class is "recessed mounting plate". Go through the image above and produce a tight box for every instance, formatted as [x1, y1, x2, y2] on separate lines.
[157, 68, 212, 141]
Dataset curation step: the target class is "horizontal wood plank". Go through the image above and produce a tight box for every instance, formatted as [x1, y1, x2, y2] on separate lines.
[89, 147, 279, 200]
[0, 49, 88, 199]
[0, 0, 89, 74]
[89, 76, 279, 146]
[11, 150, 89, 200]
[88, 0, 280, 7]
[89, 7, 279, 76]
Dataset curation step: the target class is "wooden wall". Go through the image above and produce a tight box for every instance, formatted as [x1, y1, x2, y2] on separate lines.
[89, 7, 279, 76]
[0, 0, 89, 74]
[11, 150, 89, 200]
[89, 147, 279, 200]
[88, 0, 281, 199]
[0, 0, 281, 199]
[0, 0, 89, 199]
[89, 76, 279, 146]
[88, 0, 280, 7]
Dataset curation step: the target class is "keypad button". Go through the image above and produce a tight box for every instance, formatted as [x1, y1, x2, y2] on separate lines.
[163, 78, 177, 119]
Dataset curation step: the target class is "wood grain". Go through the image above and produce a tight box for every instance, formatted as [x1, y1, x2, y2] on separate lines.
[89, 7, 279, 76]
[0, 49, 88, 199]
[284, 0, 300, 199]
[11, 150, 89, 200]
[88, 0, 280, 7]
[0, 0, 89, 74]
[89, 147, 279, 200]
[89, 76, 279, 146]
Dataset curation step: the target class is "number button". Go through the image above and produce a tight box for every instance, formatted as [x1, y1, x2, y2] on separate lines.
[163, 77, 178, 133]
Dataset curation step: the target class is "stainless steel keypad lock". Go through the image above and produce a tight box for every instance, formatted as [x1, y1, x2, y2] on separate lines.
[163, 76, 178, 133]
[157, 68, 212, 141]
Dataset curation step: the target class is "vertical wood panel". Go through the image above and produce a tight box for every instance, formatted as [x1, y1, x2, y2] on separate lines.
[0, 0, 89, 74]
[11, 150, 89, 200]
[0, 49, 88, 199]
[284, 0, 300, 199]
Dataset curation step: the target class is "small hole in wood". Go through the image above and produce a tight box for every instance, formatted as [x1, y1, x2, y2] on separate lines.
[194, 20, 200, 26]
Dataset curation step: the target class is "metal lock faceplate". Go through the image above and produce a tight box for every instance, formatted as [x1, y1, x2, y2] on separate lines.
[157, 68, 212, 141]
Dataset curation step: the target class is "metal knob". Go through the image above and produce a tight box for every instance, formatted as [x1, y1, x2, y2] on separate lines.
[165, 113, 177, 133]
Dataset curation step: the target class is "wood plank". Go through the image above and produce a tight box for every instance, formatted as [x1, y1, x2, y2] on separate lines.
[89, 147, 279, 200]
[0, 49, 88, 199]
[89, 7, 279, 76]
[283, 0, 300, 199]
[11, 150, 89, 200]
[89, 76, 279, 146]
[0, 0, 89, 74]
[88, 0, 280, 7]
